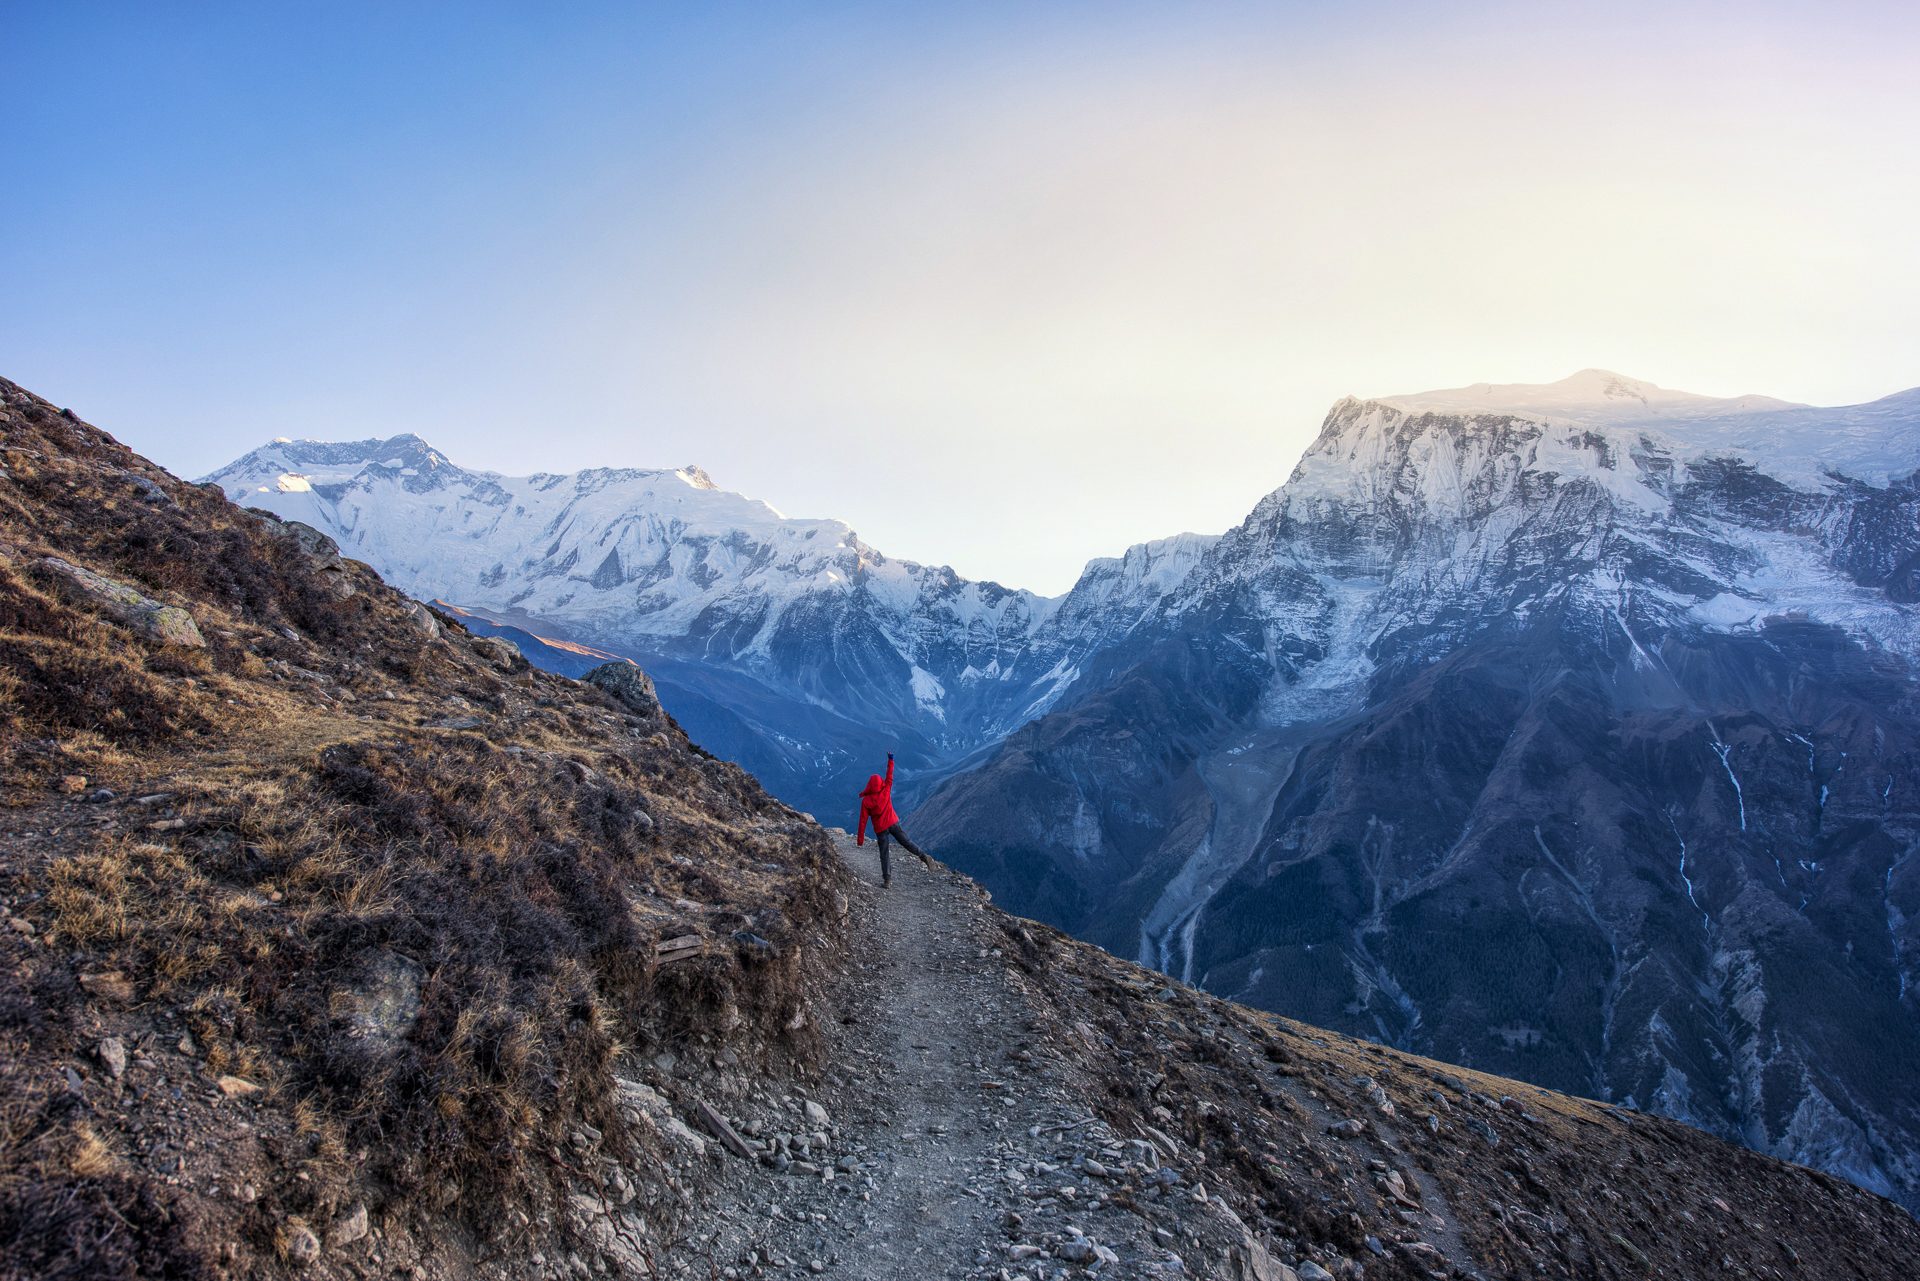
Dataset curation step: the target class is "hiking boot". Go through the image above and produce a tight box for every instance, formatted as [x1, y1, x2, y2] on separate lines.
[883, 875, 891, 887]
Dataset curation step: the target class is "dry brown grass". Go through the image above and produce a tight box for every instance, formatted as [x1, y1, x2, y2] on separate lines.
[44, 846, 133, 945]
[64, 1126, 114, 1179]
[0, 375, 852, 1276]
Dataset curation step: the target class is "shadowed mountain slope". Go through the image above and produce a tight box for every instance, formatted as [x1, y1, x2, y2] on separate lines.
[913, 372, 1920, 1211]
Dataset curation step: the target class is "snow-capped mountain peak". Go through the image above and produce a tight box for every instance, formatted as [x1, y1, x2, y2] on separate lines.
[1376, 368, 1805, 426]
[912, 373, 1920, 1212]
[212, 433, 732, 507]
[199, 434, 1092, 798]
[1301, 371, 1920, 505]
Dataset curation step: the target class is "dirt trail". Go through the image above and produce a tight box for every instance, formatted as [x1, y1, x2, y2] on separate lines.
[595, 822, 1920, 1281]
[632, 830, 1467, 1281]
[662, 832, 1211, 1281]
[817, 832, 1038, 1275]
[724, 831, 1119, 1279]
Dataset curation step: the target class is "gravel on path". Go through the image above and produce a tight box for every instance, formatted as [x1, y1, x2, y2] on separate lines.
[657, 831, 1208, 1281]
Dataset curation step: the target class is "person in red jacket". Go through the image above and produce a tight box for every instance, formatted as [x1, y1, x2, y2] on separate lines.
[856, 753, 932, 886]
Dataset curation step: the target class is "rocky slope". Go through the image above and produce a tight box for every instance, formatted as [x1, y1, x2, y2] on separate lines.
[0, 377, 850, 1278]
[5, 372, 1919, 1280]
[912, 371, 1920, 1211]
[646, 829, 1920, 1281]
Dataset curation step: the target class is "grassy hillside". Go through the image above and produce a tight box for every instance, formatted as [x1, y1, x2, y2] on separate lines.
[0, 377, 850, 1278]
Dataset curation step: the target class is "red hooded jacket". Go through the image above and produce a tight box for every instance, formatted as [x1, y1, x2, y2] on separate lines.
[856, 758, 898, 844]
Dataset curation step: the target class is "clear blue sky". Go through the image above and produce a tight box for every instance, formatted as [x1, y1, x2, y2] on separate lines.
[5, 1, 1918, 593]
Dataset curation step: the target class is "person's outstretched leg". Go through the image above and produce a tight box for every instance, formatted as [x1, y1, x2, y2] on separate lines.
[885, 823, 935, 870]
[876, 831, 892, 885]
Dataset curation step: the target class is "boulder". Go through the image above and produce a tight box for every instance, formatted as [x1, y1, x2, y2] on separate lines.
[280, 521, 342, 572]
[327, 1204, 369, 1247]
[282, 1223, 321, 1267]
[36, 557, 205, 646]
[279, 522, 355, 597]
[661, 1116, 707, 1157]
[615, 1079, 670, 1116]
[583, 661, 661, 717]
[121, 472, 176, 509]
[338, 949, 424, 1049]
[403, 600, 441, 640]
[77, 971, 135, 1003]
[469, 635, 524, 671]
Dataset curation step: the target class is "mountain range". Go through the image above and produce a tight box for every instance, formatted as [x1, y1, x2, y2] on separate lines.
[204, 369, 1920, 1210]
[202, 435, 1214, 819]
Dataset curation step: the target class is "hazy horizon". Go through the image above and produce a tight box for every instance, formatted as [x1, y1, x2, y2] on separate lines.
[5, 1, 1917, 594]
[193, 365, 1917, 601]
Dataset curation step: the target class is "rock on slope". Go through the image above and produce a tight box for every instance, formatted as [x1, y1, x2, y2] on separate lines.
[912, 370, 1920, 1210]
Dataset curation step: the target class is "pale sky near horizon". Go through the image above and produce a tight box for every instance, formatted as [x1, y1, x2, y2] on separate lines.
[5, 2, 1918, 595]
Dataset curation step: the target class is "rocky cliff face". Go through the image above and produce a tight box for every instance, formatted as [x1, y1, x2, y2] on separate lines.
[912, 371, 1920, 1209]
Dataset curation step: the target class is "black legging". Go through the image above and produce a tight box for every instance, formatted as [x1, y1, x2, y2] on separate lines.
[874, 822, 929, 879]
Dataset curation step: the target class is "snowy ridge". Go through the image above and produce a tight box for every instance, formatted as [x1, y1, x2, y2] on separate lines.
[1175, 371, 1920, 679]
[1029, 532, 1219, 662]
[203, 434, 1151, 815]
[1376, 368, 1920, 490]
[1374, 367, 1803, 424]
[207, 434, 1019, 646]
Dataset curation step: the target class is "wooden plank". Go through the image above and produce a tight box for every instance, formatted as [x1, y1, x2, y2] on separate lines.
[694, 1098, 755, 1161]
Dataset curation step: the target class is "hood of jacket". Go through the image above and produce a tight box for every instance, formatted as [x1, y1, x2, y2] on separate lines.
[861, 774, 885, 796]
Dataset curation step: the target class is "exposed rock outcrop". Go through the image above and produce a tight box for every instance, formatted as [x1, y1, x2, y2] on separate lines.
[583, 659, 661, 717]
[34, 555, 206, 646]
[278, 519, 355, 597]
[467, 633, 524, 671]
